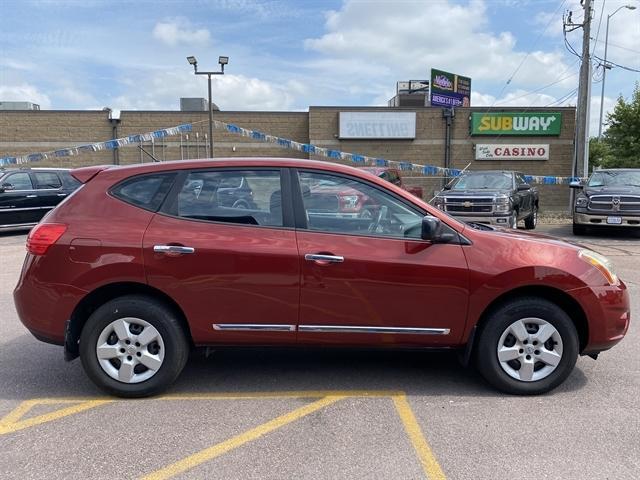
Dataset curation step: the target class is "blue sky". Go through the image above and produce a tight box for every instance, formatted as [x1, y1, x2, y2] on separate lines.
[1, 0, 638, 135]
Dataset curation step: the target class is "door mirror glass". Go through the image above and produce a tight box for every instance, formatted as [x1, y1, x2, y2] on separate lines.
[0, 182, 13, 192]
[569, 181, 583, 189]
[517, 183, 531, 191]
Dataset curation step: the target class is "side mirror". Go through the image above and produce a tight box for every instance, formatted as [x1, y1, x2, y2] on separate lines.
[517, 183, 531, 191]
[569, 181, 583, 189]
[0, 182, 13, 193]
[421, 216, 444, 241]
[443, 184, 452, 190]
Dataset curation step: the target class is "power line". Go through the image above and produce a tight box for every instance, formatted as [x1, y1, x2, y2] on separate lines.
[491, 0, 568, 104]
[591, 0, 607, 56]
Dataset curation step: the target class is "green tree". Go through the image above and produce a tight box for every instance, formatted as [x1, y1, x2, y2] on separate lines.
[589, 137, 611, 171]
[601, 82, 640, 168]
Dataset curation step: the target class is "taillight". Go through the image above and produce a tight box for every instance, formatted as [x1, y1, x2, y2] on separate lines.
[26, 223, 67, 255]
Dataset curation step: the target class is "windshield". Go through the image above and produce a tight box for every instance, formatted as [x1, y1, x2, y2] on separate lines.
[451, 172, 513, 190]
[588, 171, 640, 187]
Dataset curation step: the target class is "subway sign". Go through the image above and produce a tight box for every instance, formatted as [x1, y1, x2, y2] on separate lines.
[470, 112, 562, 136]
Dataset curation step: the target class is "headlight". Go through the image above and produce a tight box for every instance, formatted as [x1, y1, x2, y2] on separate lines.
[433, 197, 445, 210]
[494, 196, 510, 213]
[578, 249, 619, 285]
[575, 196, 588, 207]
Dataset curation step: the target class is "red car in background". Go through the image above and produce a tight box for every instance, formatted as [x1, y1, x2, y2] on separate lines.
[303, 166, 424, 218]
[14, 158, 630, 397]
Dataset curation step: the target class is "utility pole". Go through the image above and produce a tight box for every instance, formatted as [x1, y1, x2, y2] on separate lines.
[573, 0, 593, 179]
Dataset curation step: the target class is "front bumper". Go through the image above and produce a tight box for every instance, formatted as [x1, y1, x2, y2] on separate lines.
[568, 282, 631, 355]
[444, 213, 512, 226]
[574, 212, 640, 228]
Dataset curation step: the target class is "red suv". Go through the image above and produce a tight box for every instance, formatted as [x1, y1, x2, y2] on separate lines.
[14, 158, 630, 397]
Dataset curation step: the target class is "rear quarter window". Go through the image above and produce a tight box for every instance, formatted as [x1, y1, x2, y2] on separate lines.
[111, 173, 177, 212]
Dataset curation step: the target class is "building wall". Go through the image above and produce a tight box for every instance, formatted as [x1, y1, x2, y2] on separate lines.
[0, 106, 575, 211]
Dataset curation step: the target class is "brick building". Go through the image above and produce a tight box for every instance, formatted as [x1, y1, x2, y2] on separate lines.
[0, 106, 576, 210]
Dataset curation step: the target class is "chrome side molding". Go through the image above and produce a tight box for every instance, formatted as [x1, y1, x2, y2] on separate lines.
[297, 325, 450, 335]
[212, 324, 296, 332]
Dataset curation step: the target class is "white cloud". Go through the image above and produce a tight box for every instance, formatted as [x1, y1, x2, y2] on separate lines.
[111, 70, 297, 112]
[0, 83, 51, 108]
[152, 19, 210, 47]
[304, 0, 573, 89]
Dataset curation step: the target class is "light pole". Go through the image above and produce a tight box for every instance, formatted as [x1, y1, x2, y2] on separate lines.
[187, 55, 229, 157]
[598, 5, 636, 139]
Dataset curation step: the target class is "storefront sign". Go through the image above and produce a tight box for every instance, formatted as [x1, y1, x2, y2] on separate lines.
[475, 144, 549, 160]
[338, 112, 416, 139]
[470, 112, 562, 135]
[430, 68, 471, 108]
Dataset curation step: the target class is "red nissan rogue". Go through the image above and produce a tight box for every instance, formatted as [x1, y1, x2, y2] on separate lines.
[14, 158, 630, 397]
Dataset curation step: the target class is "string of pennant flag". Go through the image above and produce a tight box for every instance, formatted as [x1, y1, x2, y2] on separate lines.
[0, 120, 582, 185]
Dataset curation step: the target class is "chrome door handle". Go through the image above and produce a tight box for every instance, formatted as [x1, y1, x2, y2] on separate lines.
[26, 195, 37, 198]
[154, 245, 195, 255]
[304, 253, 344, 263]
[57, 193, 67, 197]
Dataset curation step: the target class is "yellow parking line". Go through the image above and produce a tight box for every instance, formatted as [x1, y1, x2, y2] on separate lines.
[393, 395, 446, 480]
[0, 399, 113, 435]
[140, 395, 346, 480]
[159, 389, 404, 401]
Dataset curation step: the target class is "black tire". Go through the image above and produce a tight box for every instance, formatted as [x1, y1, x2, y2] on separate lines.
[524, 206, 538, 230]
[573, 223, 587, 235]
[79, 295, 189, 398]
[475, 297, 578, 395]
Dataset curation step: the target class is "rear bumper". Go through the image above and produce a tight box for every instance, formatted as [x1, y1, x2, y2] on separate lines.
[13, 257, 87, 345]
[568, 282, 631, 355]
[574, 212, 640, 227]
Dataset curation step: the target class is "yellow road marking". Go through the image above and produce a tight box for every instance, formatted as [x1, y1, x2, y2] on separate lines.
[393, 395, 446, 480]
[159, 389, 404, 401]
[1, 391, 447, 480]
[0, 399, 113, 435]
[140, 395, 346, 480]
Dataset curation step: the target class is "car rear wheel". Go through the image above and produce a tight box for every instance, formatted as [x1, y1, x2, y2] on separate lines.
[80, 295, 189, 398]
[524, 206, 538, 229]
[476, 297, 578, 395]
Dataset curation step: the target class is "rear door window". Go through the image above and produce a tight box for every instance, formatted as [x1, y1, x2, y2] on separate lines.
[34, 171, 62, 189]
[171, 170, 283, 227]
[111, 173, 177, 212]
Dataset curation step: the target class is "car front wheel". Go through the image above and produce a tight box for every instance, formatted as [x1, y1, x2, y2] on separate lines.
[80, 295, 189, 398]
[475, 297, 578, 395]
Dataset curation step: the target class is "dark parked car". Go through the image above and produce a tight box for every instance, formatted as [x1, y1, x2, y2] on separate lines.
[570, 169, 640, 235]
[432, 170, 538, 229]
[14, 158, 629, 398]
[0, 167, 81, 231]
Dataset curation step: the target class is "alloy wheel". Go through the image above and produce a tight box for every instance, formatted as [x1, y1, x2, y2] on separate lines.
[96, 317, 165, 384]
[496, 317, 563, 382]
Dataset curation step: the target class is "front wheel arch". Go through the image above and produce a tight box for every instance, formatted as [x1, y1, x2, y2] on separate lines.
[467, 286, 589, 357]
[66, 282, 193, 360]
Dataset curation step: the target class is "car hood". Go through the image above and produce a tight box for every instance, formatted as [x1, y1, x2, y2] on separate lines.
[583, 186, 640, 196]
[464, 224, 587, 251]
[440, 189, 508, 196]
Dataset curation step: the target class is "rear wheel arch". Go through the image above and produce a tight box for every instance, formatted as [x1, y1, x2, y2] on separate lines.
[469, 286, 589, 354]
[66, 282, 193, 360]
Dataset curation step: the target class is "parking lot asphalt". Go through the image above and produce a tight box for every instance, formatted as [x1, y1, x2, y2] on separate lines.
[1, 224, 638, 480]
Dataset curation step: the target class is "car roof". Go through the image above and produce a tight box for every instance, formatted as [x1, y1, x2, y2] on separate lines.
[592, 168, 640, 172]
[90, 157, 394, 178]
